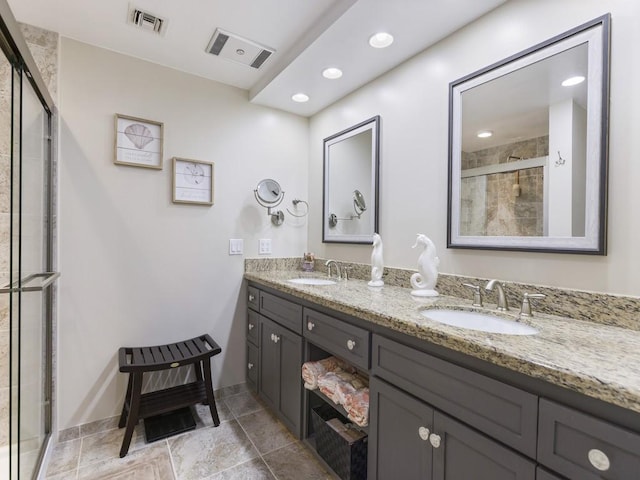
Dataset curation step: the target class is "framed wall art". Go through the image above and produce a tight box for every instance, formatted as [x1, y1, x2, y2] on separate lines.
[114, 114, 164, 169]
[172, 157, 214, 206]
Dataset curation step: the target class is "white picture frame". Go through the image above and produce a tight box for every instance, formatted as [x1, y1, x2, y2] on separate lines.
[114, 114, 163, 169]
[172, 157, 214, 206]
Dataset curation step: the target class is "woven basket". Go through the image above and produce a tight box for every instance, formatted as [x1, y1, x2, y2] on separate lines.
[311, 404, 367, 480]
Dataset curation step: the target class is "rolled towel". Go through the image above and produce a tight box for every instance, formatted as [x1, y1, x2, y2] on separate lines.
[302, 356, 350, 390]
[344, 388, 370, 427]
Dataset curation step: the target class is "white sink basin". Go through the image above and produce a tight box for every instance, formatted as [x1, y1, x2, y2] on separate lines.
[421, 309, 538, 335]
[288, 278, 337, 286]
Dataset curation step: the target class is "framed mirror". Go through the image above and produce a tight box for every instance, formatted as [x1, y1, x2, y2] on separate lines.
[323, 116, 380, 244]
[448, 15, 610, 254]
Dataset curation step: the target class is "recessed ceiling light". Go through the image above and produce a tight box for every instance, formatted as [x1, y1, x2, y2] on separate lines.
[369, 32, 394, 49]
[322, 67, 343, 79]
[477, 130, 493, 138]
[561, 75, 585, 87]
[291, 93, 309, 103]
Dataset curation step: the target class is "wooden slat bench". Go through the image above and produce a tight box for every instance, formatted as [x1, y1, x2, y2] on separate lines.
[117, 334, 222, 457]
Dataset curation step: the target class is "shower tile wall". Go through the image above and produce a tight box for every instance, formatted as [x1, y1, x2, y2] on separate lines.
[0, 23, 58, 450]
[460, 136, 548, 237]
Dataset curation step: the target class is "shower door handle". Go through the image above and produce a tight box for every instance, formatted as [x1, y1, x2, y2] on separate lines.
[0, 272, 60, 293]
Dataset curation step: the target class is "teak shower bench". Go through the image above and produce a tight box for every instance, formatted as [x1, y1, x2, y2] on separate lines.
[117, 334, 221, 457]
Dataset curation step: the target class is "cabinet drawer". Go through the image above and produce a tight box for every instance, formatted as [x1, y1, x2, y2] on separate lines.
[304, 308, 370, 370]
[247, 310, 260, 347]
[246, 342, 259, 392]
[247, 285, 259, 311]
[372, 334, 538, 457]
[538, 398, 640, 479]
[259, 291, 303, 334]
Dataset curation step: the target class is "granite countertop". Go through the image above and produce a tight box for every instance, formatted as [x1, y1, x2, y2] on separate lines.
[245, 269, 640, 415]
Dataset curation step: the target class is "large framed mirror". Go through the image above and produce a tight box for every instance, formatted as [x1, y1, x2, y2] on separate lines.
[323, 116, 380, 244]
[448, 14, 610, 254]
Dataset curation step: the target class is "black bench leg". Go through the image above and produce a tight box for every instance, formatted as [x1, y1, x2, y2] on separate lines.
[119, 372, 143, 458]
[202, 359, 220, 427]
[118, 373, 133, 428]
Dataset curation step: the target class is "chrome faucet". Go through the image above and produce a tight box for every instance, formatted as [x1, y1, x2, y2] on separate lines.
[485, 279, 509, 311]
[520, 292, 546, 317]
[325, 259, 342, 280]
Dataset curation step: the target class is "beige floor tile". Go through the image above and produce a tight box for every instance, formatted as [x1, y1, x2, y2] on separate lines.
[206, 457, 275, 480]
[223, 392, 264, 418]
[168, 421, 259, 480]
[192, 401, 233, 427]
[79, 423, 147, 466]
[236, 409, 295, 455]
[262, 442, 333, 480]
[77, 442, 174, 480]
[214, 383, 249, 400]
[45, 437, 81, 477]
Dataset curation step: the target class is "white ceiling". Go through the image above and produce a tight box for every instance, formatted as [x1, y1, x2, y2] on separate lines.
[8, 0, 506, 117]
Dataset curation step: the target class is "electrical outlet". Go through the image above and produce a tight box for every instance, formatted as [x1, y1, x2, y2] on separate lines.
[229, 239, 243, 255]
[259, 238, 272, 255]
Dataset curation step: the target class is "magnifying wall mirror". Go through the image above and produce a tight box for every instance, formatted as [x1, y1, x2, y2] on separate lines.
[323, 116, 380, 244]
[255, 178, 285, 225]
[448, 15, 610, 254]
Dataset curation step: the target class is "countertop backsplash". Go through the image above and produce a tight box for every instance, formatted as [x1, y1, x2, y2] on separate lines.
[245, 257, 640, 331]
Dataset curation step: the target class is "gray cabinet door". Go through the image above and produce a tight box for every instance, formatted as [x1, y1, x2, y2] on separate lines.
[246, 342, 259, 392]
[369, 376, 434, 480]
[259, 316, 281, 412]
[277, 326, 303, 436]
[432, 412, 536, 480]
[247, 309, 260, 347]
[258, 315, 303, 437]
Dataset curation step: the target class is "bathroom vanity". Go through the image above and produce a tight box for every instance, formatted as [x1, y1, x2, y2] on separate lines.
[244, 268, 640, 480]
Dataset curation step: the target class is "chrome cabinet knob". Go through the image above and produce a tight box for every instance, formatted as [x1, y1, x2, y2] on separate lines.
[270, 333, 275, 342]
[347, 339, 356, 351]
[247, 363, 254, 370]
[248, 294, 255, 302]
[418, 427, 430, 441]
[273, 335, 280, 344]
[307, 321, 315, 331]
[248, 323, 254, 331]
[429, 433, 441, 448]
[588, 449, 610, 471]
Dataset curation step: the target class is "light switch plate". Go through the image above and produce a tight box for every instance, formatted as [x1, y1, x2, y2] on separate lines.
[259, 238, 272, 255]
[229, 239, 243, 255]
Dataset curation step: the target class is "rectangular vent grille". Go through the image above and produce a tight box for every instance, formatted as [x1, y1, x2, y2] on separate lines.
[205, 28, 275, 69]
[251, 49, 272, 69]
[129, 7, 166, 35]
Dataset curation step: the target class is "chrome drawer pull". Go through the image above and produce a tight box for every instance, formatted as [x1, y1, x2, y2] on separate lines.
[248, 294, 255, 302]
[307, 321, 315, 331]
[248, 323, 254, 331]
[247, 363, 254, 370]
[588, 449, 610, 471]
[347, 339, 356, 351]
[418, 427, 430, 441]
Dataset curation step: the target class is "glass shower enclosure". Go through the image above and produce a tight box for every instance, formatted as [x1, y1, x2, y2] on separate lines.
[0, 2, 57, 478]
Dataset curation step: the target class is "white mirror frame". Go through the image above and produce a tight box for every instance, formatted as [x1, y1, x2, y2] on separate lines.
[323, 116, 380, 244]
[447, 15, 610, 254]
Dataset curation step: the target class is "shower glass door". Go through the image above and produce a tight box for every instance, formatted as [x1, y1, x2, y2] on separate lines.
[0, 19, 55, 479]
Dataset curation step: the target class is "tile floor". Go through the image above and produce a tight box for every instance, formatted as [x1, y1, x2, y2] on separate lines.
[46, 385, 335, 480]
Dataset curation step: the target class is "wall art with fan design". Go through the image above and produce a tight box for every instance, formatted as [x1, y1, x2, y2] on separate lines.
[114, 114, 164, 169]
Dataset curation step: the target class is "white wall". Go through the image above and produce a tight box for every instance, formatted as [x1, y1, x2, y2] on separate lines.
[309, 0, 640, 296]
[58, 38, 308, 428]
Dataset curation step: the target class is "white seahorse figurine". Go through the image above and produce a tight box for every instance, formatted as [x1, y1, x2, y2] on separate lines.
[368, 233, 384, 287]
[410, 234, 440, 297]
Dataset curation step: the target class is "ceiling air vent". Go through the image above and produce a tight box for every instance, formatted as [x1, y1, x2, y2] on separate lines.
[128, 6, 167, 35]
[205, 28, 275, 69]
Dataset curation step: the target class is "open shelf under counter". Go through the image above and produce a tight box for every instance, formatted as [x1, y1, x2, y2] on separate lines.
[308, 387, 369, 435]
